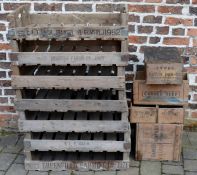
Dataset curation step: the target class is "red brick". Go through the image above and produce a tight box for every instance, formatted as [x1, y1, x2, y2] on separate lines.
[0, 97, 8, 104]
[0, 114, 17, 122]
[128, 45, 137, 52]
[187, 28, 197, 36]
[184, 66, 197, 73]
[143, 15, 162, 24]
[9, 97, 15, 104]
[138, 25, 153, 34]
[163, 37, 189, 45]
[193, 39, 197, 47]
[191, 111, 197, 118]
[8, 53, 18, 61]
[172, 28, 185, 35]
[4, 3, 28, 11]
[145, 0, 162, 3]
[189, 7, 197, 15]
[129, 14, 140, 22]
[65, 4, 92, 12]
[149, 37, 160, 44]
[35, 3, 62, 11]
[0, 14, 8, 21]
[128, 25, 135, 33]
[158, 6, 183, 14]
[128, 5, 155, 13]
[0, 80, 11, 87]
[156, 26, 169, 35]
[0, 62, 11, 69]
[126, 74, 134, 81]
[129, 36, 147, 44]
[0, 53, 6, 61]
[184, 47, 197, 55]
[193, 0, 197, 4]
[190, 55, 197, 65]
[0, 106, 15, 113]
[0, 71, 6, 78]
[4, 89, 15, 96]
[0, 24, 6, 31]
[165, 17, 193, 26]
[96, 4, 125, 12]
[0, 44, 12, 50]
[166, 0, 190, 4]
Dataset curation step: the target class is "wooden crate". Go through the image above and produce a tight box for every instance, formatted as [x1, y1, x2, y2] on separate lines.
[133, 72, 189, 106]
[23, 131, 130, 171]
[136, 123, 183, 161]
[8, 5, 130, 171]
[7, 5, 128, 41]
[144, 47, 183, 85]
[130, 105, 184, 124]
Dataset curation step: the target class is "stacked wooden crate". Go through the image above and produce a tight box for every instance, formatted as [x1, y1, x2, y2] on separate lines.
[130, 47, 189, 161]
[8, 5, 131, 171]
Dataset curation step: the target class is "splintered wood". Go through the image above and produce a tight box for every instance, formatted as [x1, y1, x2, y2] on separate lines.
[9, 5, 130, 171]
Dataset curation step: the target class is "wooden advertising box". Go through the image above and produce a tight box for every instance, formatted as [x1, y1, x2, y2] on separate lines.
[144, 47, 183, 85]
[133, 72, 189, 106]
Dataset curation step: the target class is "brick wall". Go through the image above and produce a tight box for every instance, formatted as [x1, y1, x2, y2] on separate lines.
[0, 0, 196, 131]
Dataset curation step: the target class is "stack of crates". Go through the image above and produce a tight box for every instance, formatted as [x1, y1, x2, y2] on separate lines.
[8, 5, 131, 171]
[130, 47, 189, 161]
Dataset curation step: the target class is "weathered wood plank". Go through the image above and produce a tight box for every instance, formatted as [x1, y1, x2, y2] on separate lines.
[18, 120, 130, 132]
[24, 159, 129, 171]
[31, 13, 123, 25]
[8, 26, 128, 40]
[24, 139, 130, 152]
[15, 52, 128, 66]
[15, 99, 128, 112]
[12, 76, 125, 89]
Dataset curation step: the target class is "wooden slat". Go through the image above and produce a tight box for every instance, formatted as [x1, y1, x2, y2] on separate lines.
[29, 13, 123, 25]
[15, 99, 128, 112]
[12, 76, 125, 90]
[8, 25, 128, 40]
[24, 159, 129, 171]
[24, 139, 130, 152]
[18, 120, 130, 132]
[15, 52, 128, 66]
